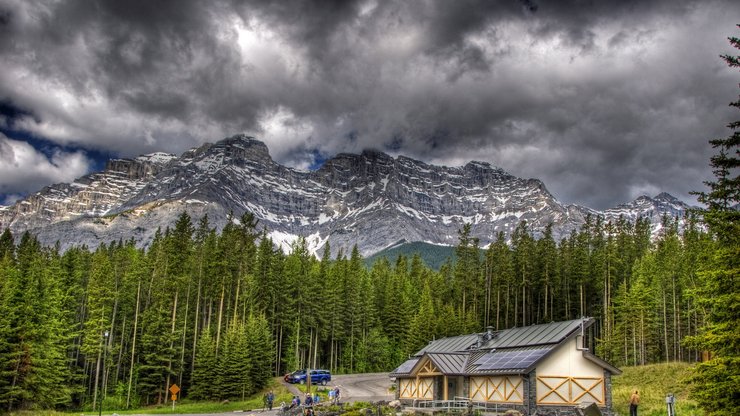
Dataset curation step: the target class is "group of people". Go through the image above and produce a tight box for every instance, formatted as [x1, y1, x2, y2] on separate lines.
[327, 386, 341, 405]
[288, 393, 317, 408]
[270, 386, 341, 415]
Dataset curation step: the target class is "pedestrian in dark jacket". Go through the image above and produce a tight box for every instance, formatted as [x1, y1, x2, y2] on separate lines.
[267, 391, 274, 410]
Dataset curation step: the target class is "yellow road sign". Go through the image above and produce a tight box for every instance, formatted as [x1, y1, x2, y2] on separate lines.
[170, 384, 180, 395]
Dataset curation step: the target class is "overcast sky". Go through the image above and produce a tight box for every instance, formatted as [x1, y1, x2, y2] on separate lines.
[0, 0, 738, 209]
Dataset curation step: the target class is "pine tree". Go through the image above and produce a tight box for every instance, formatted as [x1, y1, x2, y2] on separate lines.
[0, 229, 13, 260]
[627, 253, 660, 365]
[0, 248, 23, 410]
[137, 302, 175, 405]
[404, 282, 436, 355]
[485, 232, 514, 329]
[189, 331, 217, 400]
[512, 221, 535, 326]
[453, 224, 481, 325]
[245, 313, 273, 393]
[31, 249, 74, 408]
[535, 224, 558, 323]
[216, 320, 249, 400]
[685, 26, 740, 415]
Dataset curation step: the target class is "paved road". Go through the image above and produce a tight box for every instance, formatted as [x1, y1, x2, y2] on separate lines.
[331, 373, 393, 403]
[281, 373, 393, 404]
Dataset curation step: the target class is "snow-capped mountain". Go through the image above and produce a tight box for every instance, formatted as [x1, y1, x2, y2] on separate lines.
[0, 134, 695, 256]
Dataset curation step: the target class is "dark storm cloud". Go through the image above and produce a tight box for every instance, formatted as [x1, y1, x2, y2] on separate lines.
[0, 0, 737, 208]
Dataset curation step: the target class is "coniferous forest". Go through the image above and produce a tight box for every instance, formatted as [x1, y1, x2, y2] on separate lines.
[0, 210, 721, 411]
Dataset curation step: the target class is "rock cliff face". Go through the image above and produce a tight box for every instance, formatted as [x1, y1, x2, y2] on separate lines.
[0, 134, 694, 255]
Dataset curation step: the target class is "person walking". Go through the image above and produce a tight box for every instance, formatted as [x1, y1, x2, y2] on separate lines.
[290, 395, 300, 410]
[267, 391, 275, 411]
[333, 386, 340, 405]
[629, 390, 640, 416]
[304, 393, 314, 416]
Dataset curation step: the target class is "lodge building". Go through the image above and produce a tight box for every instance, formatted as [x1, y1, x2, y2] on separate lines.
[390, 317, 620, 415]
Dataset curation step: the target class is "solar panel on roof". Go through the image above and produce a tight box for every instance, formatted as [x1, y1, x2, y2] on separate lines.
[393, 358, 419, 374]
[475, 347, 552, 370]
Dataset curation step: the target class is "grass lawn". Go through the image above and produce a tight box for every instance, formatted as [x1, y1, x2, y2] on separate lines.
[8, 379, 295, 416]
[612, 362, 702, 416]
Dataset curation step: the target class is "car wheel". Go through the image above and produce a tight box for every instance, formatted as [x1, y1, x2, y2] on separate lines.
[321, 380, 327, 386]
[300, 379, 305, 385]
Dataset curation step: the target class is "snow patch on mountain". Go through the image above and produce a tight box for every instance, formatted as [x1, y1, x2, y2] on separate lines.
[0, 134, 697, 256]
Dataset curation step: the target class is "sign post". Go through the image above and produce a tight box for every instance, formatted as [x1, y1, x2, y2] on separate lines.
[169, 384, 180, 412]
[306, 368, 311, 396]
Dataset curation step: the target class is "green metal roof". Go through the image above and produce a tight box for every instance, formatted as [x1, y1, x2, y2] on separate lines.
[393, 318, 619, 377]
[414, 318, 593, 356]
[416, 333, 478, 355]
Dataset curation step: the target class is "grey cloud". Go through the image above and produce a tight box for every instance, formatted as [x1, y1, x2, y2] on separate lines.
[0, 0, 737, 209]
[0, 133, 92, 203]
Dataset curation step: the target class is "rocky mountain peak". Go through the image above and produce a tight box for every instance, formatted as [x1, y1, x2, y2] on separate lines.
[654, 192, 682, 204]
[0, 134, 695, 256]
[360, 148, 394, 163]
[627, 192, 687, 208]
[104, 152, 176, 180]
[192, 134, 272, 165]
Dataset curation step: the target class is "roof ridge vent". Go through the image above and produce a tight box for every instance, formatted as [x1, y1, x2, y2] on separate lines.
[486, 326, 496, 340]
[474, 326, 498, 349]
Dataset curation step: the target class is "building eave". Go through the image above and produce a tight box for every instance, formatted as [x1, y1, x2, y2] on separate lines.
[583, 351, 622, 375]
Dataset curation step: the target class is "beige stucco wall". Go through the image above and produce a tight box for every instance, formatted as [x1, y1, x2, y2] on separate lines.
[537, 337, 604, 376]
[535, 337, 606, 405]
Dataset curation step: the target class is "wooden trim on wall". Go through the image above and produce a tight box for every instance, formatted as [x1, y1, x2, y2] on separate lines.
[399, 378, 417, 398]
[417, 359, 441, 376]
[469, 376, 524, 404]
[418, 377, 434, 399]
[398, 377, 435, 400]
[536, 375, 605, 405]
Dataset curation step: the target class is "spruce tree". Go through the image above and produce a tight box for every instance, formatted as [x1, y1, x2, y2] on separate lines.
[404, 282, 436, 355]
[0, 250, 23, 410]
[216, 320, 249, 400]
[685, 26, 740, 416]
[189, 331, 217, 400]
[0, 229, 13, 260]
[245, 313, 273, 393]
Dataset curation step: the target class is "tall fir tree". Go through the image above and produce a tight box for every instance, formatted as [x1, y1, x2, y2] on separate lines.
[189, 331, 217, 400]
[686, 26, 740, 416]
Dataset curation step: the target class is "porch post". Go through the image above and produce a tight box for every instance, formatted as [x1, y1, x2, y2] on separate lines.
[444, 375, 448, 400]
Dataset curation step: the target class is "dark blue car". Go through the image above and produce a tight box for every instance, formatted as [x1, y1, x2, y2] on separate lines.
[285, 369, 331, 385]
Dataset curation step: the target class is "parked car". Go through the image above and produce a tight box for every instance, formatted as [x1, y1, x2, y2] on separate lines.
[285, 369, 331, 385]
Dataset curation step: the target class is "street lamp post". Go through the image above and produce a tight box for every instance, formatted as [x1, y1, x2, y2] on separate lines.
[100, 331, 109, 416]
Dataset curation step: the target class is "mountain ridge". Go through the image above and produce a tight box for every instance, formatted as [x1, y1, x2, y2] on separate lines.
[0, 134, 695, 256]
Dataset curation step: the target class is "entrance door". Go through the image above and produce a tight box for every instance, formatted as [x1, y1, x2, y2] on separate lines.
[447, 378, 457, 400]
